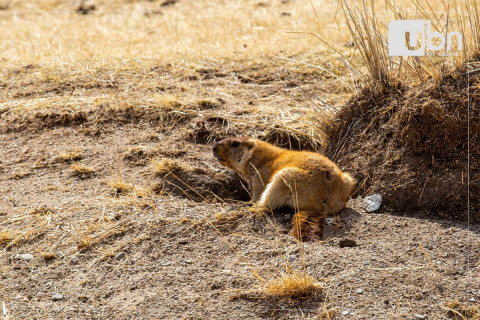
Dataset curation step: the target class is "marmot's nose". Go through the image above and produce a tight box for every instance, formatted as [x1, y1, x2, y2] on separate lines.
[212, 142, 220, 155]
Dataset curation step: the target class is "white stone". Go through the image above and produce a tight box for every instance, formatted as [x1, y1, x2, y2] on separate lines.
[15, 253, 34, 261]
[363, 194, 382, 212]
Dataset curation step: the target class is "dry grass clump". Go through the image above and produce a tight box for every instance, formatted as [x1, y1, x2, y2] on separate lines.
[71, 163, 96, 178]
[445, 300, 480, 320]
[337, 0, 480, 86]
[0, 231, 17, 246]
[262, 268, 320, 299]
[29, 206, 54, 215]
[108, 179, 133, 196]
[152, 158, 190, 176]
[58, 151, 82, 162]
[41, 252, 56, 260]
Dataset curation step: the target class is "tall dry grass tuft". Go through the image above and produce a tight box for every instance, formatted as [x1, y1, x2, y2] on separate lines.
[262, 266, 321, 298]
[337, 0, 480, 86]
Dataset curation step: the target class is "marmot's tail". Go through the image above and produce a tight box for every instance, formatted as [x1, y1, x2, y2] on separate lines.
[290, 211, 324, 242]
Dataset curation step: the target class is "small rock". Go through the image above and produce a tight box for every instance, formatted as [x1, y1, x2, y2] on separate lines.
[15, 253, 34, 261]
[325, 218, 334, 224]
[469, 297, 476, 302]
[161, 262, 171, 266]
[52, 294, 64, 301]
[435, 283, 445, 292]
[413, 315, 425, 319]
[288, 255, 296, 262]
[339, 238, 357, 248]
[363, 194, 382, 212]
[184, 259, 192, 264]
[283, 214, 291, 220]
[356, 288, 363, 294]
[341, 310, 349, 316]
[114, 251, 126, 261]
[13, 265, 21, 270]
[70, 256, 80, 264]
[160, 0, 178, 6]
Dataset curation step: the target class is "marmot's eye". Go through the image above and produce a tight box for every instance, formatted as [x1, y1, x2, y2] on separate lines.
[231, 141, 240, 147]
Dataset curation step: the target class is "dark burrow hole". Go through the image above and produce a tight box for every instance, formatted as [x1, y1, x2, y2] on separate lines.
[152, 167, 250, 203]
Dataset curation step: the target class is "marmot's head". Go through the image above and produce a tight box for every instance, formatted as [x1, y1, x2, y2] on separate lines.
[213, 137, 256, 171]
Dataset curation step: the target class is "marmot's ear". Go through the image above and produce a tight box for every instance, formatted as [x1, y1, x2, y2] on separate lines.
[246, 139, 256, 150]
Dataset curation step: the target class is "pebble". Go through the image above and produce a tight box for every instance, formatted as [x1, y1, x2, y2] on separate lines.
[52, 294, 64, 301]
[288, 255, 296, 262]
[341, 310, 349, 316]
[15, 253, 34, 261]
[339, 238, 357, 248]
[413, 315, 425, 319]
[70, 256, 80, 264]
[356, 288, 363, 294]
[325, 218, 334, 224]
[114, 251, 126, 261]
[363, 194, 382, 212]
[184, 259, 192, 264]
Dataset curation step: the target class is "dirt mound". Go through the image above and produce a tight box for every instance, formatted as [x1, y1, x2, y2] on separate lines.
[327, 73, 479, 221]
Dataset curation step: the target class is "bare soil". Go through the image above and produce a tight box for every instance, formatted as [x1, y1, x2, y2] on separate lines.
[1, 63, 479, 320]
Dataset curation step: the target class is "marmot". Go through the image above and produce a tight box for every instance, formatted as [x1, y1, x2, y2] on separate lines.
[213, 137, 355, 242]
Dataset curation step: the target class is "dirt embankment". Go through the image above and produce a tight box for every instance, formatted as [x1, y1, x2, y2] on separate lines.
[327, 73, 479, 222]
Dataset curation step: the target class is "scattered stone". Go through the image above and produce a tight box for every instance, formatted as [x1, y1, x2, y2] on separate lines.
[363, 194, 382, 212]
[161, 262, 171, 266]
[356, 288, 363, 294]
[413, 315, 425, 319]
[70, 256, 80, 264]
[339, 238, 357, 248]
[325, 218, 334, 224]
[184, 259, 192, 264]
[470, 297, 476, 302]
[114, 251, 126, 261]
[15, 253, 34, 261]
[13, 265, 21, 270]
[341, 310, 349, 316]
[288, 255, 296, 262]
[160, 0, 178, 6]
[283, 214, 291, 220]
[52, 293, 64, 301]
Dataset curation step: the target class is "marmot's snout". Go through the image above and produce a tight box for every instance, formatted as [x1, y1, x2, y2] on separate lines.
[212, 142, 226, 161]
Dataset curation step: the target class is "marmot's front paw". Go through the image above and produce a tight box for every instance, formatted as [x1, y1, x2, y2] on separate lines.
[249, 203, 268, 215]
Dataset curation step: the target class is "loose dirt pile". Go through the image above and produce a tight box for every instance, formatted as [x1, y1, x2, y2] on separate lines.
[327, 72, 479, 221]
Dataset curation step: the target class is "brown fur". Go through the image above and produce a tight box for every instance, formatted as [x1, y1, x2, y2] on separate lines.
[213, 137, 356, 242]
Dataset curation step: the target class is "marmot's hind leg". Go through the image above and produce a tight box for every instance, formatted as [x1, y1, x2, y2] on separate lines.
[290, 211, 324, 242]
[257, 167, 303, 211]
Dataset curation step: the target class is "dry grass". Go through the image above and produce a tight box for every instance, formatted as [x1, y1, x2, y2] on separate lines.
[58, 151, 82, 162]
[151, 158, 190, 176]
[337, 0, 480, 86]
[262, 267, 321, 299]
[445, 301, 480, 320]
[0, 0, 344, 69]
[0, 231, 17, 246]
[71, 163, 96, 177]
[108, 175, 133, 195]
